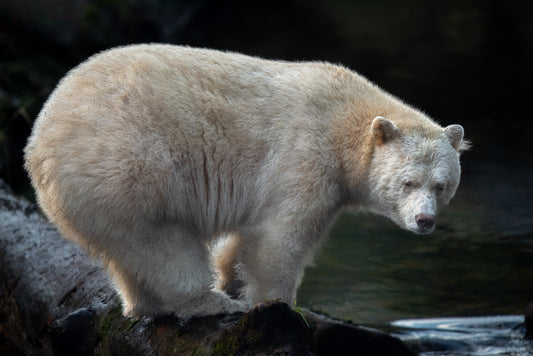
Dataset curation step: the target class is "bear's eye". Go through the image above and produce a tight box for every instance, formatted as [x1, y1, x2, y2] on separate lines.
[404, 181, 413, 188]
[435, 183, 445, 193]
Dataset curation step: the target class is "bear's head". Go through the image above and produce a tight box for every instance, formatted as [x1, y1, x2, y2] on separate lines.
[368, 116, 468, 234]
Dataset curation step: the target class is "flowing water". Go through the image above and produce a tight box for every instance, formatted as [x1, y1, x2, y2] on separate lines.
[393, 315, 531, 355]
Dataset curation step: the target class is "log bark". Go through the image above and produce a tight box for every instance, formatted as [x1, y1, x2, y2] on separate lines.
[0, 180, 416, 355]
[0, 180, 116, 355]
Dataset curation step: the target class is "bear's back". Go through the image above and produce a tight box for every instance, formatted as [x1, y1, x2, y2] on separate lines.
[24, 45, 343, 238]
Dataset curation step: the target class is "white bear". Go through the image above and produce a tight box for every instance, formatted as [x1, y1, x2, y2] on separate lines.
[24, 44, 468, 319]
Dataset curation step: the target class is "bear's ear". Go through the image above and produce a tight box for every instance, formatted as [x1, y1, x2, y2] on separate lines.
[371, 116, 399, 145]
[444, 124, 470, 152]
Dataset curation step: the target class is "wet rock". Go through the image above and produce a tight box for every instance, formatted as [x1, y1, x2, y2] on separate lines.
[213, 302, 315, 355]
[150, 301, 418, 356]
[311, 311, 417, 356]
[49, 308, 99, 356]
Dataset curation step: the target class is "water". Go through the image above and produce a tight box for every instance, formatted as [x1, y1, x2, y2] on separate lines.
[297, 170, 533, 354]
[297, 210, 533, 324]
[392, 315, 531, 355]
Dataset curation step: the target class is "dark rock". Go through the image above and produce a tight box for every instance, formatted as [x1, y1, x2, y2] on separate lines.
[141, 312, 238, 355]
[147, 302, 418, 355]
[49, 307, 99, 356]
[310, 312, 417, 356]
[214, 301, 315, 355]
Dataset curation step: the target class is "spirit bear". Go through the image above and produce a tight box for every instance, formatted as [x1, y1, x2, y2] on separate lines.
[24, 44, 468, 319]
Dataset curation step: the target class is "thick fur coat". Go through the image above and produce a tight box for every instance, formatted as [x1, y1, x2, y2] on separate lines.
[25, 44, 467, 318]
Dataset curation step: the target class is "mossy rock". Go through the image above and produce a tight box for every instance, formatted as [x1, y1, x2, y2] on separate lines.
[213, 301, 315, 355]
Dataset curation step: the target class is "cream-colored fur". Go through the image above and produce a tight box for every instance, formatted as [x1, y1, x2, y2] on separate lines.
[24, 44, 467, 318]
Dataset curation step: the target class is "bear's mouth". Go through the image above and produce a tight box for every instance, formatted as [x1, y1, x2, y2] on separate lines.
[414, 225, 435, 234]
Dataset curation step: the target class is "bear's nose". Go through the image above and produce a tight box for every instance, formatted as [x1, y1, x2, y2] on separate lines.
[415, 213, 435, 230]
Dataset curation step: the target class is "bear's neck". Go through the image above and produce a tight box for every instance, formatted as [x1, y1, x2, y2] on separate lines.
[326, 68, 407, 208]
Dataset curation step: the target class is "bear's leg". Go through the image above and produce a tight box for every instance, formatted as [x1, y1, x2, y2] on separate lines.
[104, 226, 246, 319]
[214, 233, 244, 299]
[235, 224, 315, 308]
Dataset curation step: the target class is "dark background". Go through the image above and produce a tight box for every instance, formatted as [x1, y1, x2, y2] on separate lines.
[1, 0, 532, 237]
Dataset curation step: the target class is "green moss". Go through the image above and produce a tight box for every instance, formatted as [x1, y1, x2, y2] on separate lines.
[96, 298, 139, 354]
[211, 313, 261, 356]
[98, 299, 124, 338]
[212, 301, 316, 355]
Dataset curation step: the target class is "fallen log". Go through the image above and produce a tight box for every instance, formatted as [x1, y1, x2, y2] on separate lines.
[0, 180, 416, 355]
